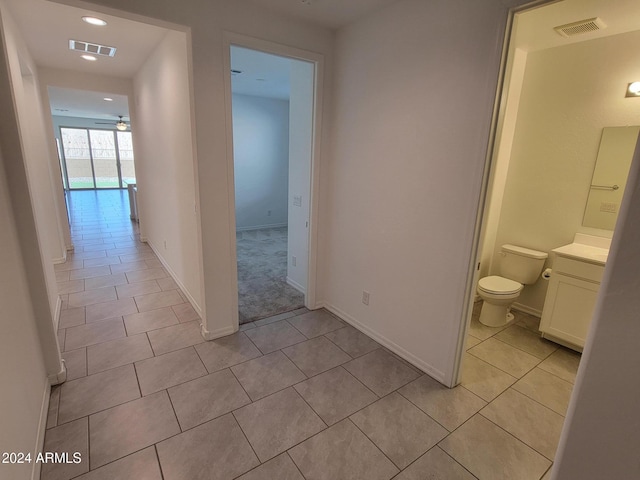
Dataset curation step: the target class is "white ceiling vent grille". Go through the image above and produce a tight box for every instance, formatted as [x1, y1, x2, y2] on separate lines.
[69, 39, 116, 57]
[554, 17, 606, 38]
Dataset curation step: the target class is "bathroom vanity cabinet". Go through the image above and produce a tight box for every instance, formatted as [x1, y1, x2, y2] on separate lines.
[539, 241, 608, 351]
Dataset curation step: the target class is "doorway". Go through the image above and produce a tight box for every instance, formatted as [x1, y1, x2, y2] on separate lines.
[455, 0, 640, 467]
[225, 37, 321, 325]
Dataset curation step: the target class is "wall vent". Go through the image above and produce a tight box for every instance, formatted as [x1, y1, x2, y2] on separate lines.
[554, 17, 606, 38]
[69, 39, 116, 57]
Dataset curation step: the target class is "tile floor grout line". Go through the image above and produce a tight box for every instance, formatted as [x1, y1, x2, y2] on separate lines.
[490, 333, 556, 362]
[347, 416, 402, 473]
[285, 450, 309, 480]
[466, 349, 537, 379]
[395, 386, 458, 435]
[319, 329, 357, 359]
[508, 380, 569, 417]
[477, 410, 556, 464]
[154, 444, 167, 480]
[229, 410, 263, 469]
[164, 384, 184, 433]
[436, 445, 481, 479]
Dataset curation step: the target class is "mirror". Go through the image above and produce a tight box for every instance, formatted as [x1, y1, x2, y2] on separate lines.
[583, 126, 640, 230]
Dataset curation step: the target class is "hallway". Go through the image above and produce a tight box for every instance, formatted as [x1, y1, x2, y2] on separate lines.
[43, 191, 575, 480]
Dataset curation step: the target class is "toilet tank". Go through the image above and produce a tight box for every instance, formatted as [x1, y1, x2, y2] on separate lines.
[500, 244, 548, 284]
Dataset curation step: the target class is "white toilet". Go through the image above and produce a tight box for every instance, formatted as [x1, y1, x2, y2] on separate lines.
[477, 244, 548, 327]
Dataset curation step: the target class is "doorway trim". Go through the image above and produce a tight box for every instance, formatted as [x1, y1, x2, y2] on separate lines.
[451, 0, 557, 387]
[222, 32, 325, 325]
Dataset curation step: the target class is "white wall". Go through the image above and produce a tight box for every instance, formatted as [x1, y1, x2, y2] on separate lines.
[0, 6, 63, 479]
[287, 60, 314, 293]
[0, 146, 49, 480]
[490, 30, 640, 314]
[232, 93, 290, 230]
[0, 3, 63, 377]
[1, 9, 66, 277]
[320, 0, 509, 384]
[133, 30, 204, 313]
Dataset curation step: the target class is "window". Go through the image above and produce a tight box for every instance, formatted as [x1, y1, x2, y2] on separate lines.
[59, 127, 136, 189]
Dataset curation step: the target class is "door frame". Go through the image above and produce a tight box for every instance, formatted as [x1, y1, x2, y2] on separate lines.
[222, 32, 325, 320]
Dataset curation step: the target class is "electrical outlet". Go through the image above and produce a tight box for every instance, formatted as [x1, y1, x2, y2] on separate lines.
[362, 291, 370, 305]
[292, 255, 297, 267]
[267, 210, 272, 216]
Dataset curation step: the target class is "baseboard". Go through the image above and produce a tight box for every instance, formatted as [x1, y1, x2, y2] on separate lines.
[144, 239, 203, 319]
[48, 360, 67, 386]
[52, 248, 67, 265]
[53, 295, 62, 332]
[512, 302, 542, 317]
[286, 276, 306, 294]
[32, 377, 51, 480]
[236, 222, 287, 232]
[201, 323, 236, 341]
[319, 301, 447, 384]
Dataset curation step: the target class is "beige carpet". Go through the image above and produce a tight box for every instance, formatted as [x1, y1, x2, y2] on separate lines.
[236, 227, 305, 324]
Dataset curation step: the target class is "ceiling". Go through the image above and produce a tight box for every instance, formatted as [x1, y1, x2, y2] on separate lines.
[48, 87, 129, 121]
[231, 46, 297, 100]
[4, 0, 640, 119]
[515, 0, 640, 52]
[246, 0, 400, 29]
[5, 0, 169, 78]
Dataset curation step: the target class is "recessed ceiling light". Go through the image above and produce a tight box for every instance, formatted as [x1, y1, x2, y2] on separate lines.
[626, 82, 640, 98]
[81, 54, 97, 62]
[103, 97, 113, 102]
[82, 16, 107, 26]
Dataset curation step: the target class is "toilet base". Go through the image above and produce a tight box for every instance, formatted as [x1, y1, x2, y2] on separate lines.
[479, 301, 515, 328]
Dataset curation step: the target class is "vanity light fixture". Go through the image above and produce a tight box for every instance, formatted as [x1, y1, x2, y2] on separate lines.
[81, 54, 97, 62]
[625, 82, 640, 98]
[82, 16, 107, 26]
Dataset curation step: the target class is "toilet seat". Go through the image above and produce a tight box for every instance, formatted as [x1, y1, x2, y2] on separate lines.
[478, 275, 523, 295]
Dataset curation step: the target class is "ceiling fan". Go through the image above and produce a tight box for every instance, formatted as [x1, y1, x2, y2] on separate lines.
[95, 115, 129, 131]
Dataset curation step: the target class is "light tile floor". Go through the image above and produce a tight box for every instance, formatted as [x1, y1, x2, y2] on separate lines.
[43, 190, 582, 480]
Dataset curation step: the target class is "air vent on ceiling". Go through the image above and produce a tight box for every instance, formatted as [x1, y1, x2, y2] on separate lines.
[69, 39, 116, 57]
[554, 17, 606, 38]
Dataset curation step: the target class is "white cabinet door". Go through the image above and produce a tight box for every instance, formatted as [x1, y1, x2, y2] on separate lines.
[540, 273, 599, 348]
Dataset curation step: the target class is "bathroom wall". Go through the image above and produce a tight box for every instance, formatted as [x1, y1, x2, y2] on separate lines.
[487, 29, 640, 314]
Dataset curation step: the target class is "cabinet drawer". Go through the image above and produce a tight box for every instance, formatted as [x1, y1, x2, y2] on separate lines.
[553, 256, 604, 283]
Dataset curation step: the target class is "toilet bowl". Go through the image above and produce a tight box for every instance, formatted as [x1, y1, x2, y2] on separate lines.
[477, 276, 523, 327]
[477, 244, 548, 328]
